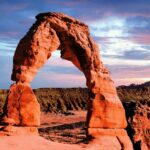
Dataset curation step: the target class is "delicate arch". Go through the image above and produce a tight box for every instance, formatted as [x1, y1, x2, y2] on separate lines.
[11, 12, 127, 132]
[12, 13, 103, 90]
[2, 12, 134, 148]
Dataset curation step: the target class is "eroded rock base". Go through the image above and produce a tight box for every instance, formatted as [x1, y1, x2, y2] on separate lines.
[0, 126, 38, 136]
[4, 83, 40, 126]
[88, 128, 133, 150]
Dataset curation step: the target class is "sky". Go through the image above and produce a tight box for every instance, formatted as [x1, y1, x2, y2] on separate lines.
[0, 0, 150, 88]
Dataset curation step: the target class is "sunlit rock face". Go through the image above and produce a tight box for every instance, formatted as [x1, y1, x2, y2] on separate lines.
[6, 12, 132, 148]
[5, 83, 40, 126]
[124, 101, 150, 150]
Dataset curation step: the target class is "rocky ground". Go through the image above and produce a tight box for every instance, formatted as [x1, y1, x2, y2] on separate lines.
[0, 81, 149, 149]
[0, 111, 87, 150]
[39, 107, 150, 149]
[39, 111, 87, 144]
[0, 135, 85, 150]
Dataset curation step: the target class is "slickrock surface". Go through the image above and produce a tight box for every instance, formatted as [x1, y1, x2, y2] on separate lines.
[0, 135, 85, 150]
[3, 12, 133, 149]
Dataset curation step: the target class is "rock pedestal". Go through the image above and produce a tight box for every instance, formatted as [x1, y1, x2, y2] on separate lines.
[4, 12, 133, 149]
[4, 83, 40, 127]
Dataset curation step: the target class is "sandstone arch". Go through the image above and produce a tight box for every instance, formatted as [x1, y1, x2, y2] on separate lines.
[5, 13, 133, 149]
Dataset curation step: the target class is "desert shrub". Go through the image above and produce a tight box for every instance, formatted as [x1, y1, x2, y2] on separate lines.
[0, 81, 149, 114]
[34, 88, 89, 113]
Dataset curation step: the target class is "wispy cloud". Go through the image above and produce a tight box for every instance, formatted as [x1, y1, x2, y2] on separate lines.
[0, 41, 17, 56]
[32, 64, 85, 88]
[44, 0, 86, 6]
[33, 72, 85, 88]
[108, 65, 150, 85]
[0, 2, 29, 14]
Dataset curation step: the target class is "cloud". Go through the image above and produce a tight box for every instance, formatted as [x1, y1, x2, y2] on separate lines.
[41, 0, 150, 24]
[31, 52, 86, 88]
[38, 59, 83, 76]
[90, 15, 150, 67]
[31, 72, 85, 88]
[44, 0, 86, 6]
[31, 59, 86, 88]
[121, 50, 150, 60]
[0, 1, 29, 14]
[0, 55, 13, 89]
[131, 34, 150, 45]
[102, 49, 150, 60]
[107, 65, 150, 86]
[0, 40, 17, 56]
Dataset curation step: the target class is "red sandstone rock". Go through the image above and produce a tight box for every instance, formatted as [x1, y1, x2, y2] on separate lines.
[88, 128, 133, 150]
[11, 12, 127, 128]
[124, 101, 150, 150]
[2, 126, 39, 136]
[5, 12, 132, 148]
[0, 135, 84, 150]
[5, 83, 40, 126]
[2, 117, 16, 125]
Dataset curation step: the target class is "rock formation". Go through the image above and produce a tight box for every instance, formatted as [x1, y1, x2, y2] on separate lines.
[2, 82, 40, 135]
[124, 101, 150, 150]
[4, 12, 133, 149]
[5, 83, 40, 126]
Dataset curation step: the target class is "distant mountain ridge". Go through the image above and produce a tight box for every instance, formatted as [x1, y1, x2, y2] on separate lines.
[118, 81, 150, 88]
[117, 81, 150, 102]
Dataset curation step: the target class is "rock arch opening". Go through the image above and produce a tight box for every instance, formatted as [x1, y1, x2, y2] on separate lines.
[3, 12, 133, 149]
[31, 50, 86, 88]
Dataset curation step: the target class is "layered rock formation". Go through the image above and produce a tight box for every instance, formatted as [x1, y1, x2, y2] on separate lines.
[4, 12, 132, 149]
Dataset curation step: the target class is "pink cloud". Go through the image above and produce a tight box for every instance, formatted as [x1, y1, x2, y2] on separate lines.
[1, 31, 20, 38]
[110, 66, 150, 86]
[46, 56, 75, 68]
[31, 55, 86, 88]
[1, 2, 29, 14]
[118, 12, 150, 18]
[131, 34, 150, 45]
[32, 72, 86, 88]
[45, 0, 86, 6]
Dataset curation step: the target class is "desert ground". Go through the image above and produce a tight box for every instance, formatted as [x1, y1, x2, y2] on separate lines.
[40, 111, 87, 144]
[0, 82, 149, 149]
[0, 111, 89, 150]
